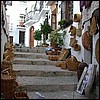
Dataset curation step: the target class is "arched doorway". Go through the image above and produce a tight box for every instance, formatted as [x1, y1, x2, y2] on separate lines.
[29, 26, 34, 48]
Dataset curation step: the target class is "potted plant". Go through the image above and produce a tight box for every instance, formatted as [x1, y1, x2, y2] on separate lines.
[48, 30, 63, 48]
[40, 23, 51, 45]
[58, 19, 67, 29]
[34, 29, 42, 47]
[58, 19, 73, 29]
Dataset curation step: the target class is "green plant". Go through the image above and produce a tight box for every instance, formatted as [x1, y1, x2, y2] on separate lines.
[49, 30, 63, 46]
[40, 23, 51, 45]
[58, 19, 73, 29]
[34, 29, 42, 46]
[58, 19, 67, 26]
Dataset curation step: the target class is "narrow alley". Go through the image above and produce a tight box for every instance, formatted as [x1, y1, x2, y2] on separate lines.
[1, 1, 99, 99]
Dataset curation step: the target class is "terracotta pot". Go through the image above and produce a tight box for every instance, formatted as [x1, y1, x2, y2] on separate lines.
[74, 14, 81, 22]
[50, 44, 58, 48]
[69, 26, 76, 36]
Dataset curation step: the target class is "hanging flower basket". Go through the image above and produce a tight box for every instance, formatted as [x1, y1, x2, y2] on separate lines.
[58, 20, 73, 29]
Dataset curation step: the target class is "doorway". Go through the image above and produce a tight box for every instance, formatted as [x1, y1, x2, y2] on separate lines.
[9, 36, 13, 44]
[19, 31, 25, 45]
[29, 26, 34, 48]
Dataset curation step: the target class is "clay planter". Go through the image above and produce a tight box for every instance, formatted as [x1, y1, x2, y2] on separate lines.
[69, 26, 76, 36]
[74, 14, 81, 22]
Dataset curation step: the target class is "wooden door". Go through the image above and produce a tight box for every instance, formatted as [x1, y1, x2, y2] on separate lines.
[29, 26, 34, 48]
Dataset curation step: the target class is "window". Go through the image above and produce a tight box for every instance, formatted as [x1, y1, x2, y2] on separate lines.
[51, 14, 56, 30]
[61, 1, 73, 21]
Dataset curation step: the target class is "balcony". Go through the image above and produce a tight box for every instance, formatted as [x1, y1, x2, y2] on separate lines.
[24, 1, 50, 26]
[39, 1, 50, 18]
[24, 11, 39, 26]
[34, 1, 50, 21]
[38, 6, 50, 19]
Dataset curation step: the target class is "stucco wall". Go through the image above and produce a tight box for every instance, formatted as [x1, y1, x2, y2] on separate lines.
[1, 28, 8, 62]
[1, 1, 8, 62]
[82, 1, 99, 65]
[68, 1, 82, 61]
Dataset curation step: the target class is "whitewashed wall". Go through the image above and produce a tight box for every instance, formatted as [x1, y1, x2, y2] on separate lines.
[82, 1, 99, 65]
[1, 28, 8, 62]
[1, 1, 8, 61]
[70, 1, 82, 61]
[24, 26, 30, 47]
[6, 1, 27, 45]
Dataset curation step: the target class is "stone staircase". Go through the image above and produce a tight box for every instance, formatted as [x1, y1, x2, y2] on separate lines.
[12, 47, 89, 99]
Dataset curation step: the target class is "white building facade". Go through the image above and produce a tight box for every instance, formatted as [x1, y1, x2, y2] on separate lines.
[6, 1, 27, 46]
[24, 1, 50, 47]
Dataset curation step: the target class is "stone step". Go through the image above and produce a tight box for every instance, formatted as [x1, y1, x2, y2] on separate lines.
[13, 58, 57, 65]
[16, 76, 78, 92]
[14, 52, 48, 59]
[27, 91, 89, 99]
[14, 47, 47, 53]
[13, 64, 77, 77]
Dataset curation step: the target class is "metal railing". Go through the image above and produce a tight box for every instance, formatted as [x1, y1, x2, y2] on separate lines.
[24, 11, 34, 22]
